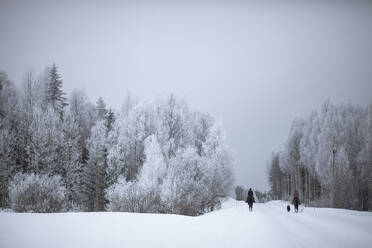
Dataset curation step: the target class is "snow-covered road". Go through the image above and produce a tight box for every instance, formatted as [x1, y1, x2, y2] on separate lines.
[1, 200, 371, 248]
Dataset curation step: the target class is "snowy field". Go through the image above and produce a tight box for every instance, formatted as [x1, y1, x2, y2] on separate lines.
[1, 199, 372, 248]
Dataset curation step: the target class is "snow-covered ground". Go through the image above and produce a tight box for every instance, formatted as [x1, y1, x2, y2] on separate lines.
[1, 199, 372, 248]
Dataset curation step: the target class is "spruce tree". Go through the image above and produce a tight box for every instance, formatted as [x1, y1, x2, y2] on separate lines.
[46, 64, 68, 116]
[96, 97, 108, 120]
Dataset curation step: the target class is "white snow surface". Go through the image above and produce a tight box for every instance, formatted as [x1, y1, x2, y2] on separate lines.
[1, 199, 372, 248]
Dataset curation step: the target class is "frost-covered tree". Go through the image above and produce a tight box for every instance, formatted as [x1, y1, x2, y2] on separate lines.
[61, 111, 82, 210]
[25, 106, 62, 175]
[20, 73, 57, 173]
[160, 148, 208, 215]
[193, 112, 213, 156]
[267, 100, 372, 211]
[0, 67, 236, 215]
[268, 152, 282, 200]
[0, 71, 20, 207]
[0, 71, 18, 119]
[106, 96, 234, 215]
[19, 73, 40, 171]
[82, 120, 108, 211]
[69, 89, 96, 163]
[95, 97, 108, 120]
[202, 121, 234, 210]
[235, 186, 245, 201]
[106, 136, 165, 213]
[299, 110, 321, 203]
[105, 109, 115, 132]
[107, 101, 156, 183]
[356, 103, 372, 210]
[158, 95, 193, 160]
[138, 135, 167, 189]
[45, 64, 68, 116]
[121, 92, 137, 116]
[0, 124, 16, 207]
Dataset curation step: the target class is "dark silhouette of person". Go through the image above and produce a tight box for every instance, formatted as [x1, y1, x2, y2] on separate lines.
[246, 188, 255, 211]
[292, 190, 300, 213]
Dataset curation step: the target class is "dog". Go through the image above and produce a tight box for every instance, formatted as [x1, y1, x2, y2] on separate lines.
[287, 205, 291, 212]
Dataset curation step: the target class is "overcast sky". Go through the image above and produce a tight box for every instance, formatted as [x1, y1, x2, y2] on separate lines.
[1, 0, 372, 190]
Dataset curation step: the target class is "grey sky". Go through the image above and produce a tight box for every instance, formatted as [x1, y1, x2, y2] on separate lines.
[1, 0, 372, 190]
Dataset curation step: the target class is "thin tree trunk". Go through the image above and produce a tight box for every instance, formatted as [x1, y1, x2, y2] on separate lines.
[288, 174, 290, 201]
[308, 171, 311, 205]
[95, 159, 99, 211]
[331, 149, 336, 208]
[66, 140, 71, 211]
[1, 178, 5, 208]
[134, 141, 137, 181]
[304, 169, 307, 205]
[48, 127, 52, 176]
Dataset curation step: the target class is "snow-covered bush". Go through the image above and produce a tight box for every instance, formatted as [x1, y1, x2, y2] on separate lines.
[9, 173, 66, 213]
[160, 148, 209, 216]
[106, 177, 159, 213]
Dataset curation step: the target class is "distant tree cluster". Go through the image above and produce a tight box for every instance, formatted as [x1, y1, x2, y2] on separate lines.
[268, 101, 372, 211]
[0, 66, 234, 215]
[235, 186, 245, 201]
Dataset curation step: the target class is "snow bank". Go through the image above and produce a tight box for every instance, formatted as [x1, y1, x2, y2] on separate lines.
[1, 199, 371, 248]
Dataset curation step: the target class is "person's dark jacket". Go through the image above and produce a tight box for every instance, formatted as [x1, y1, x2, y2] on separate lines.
[292, 197, 300, 205]
[247, 190, 255, 203]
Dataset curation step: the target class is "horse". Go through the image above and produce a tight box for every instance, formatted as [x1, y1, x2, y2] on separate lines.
[247, 196, 254, 211]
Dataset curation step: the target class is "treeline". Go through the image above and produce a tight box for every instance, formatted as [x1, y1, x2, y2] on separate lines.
[0, 65, 234, 215]
[268, 101, 372, 211]
[235, 186, 271, 203]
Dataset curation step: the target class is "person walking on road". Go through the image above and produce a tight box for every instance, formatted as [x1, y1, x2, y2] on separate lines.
[292, 190, 300, 213]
